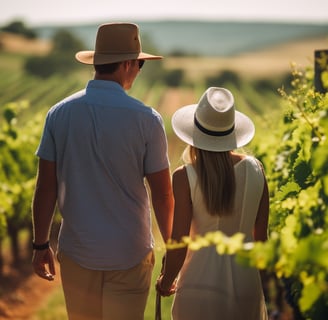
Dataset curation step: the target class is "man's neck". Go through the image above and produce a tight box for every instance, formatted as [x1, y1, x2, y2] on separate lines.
[94, 72, 122, 84]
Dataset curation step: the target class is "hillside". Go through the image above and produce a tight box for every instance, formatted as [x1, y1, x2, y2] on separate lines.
[0, 31, 51, 55]
[1, 31, 326, 80]
[165, 35, 328, 79]
[0, 26, 327, 320]
[36, 21, 328, 56]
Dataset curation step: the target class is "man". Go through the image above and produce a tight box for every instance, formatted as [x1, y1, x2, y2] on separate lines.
[32, 22, 174, 320]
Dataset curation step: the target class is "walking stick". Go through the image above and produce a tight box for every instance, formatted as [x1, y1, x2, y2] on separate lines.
[155, 290, 162, 320]
[155, 255, 165, 320]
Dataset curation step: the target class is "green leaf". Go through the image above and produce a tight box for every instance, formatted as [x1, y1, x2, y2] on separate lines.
[299, 282, 322, 312]
[277, 181, 301, 200]
[294, 160, 312, 188]
[321, 70, 328, 89]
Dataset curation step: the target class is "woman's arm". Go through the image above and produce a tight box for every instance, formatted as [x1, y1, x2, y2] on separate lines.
[254, 173, 269, 242]
[157, 166, 193, 295]
[146, 168, 174, 243]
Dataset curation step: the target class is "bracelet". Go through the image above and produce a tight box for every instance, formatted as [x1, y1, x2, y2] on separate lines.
[32, 241, 50, 250]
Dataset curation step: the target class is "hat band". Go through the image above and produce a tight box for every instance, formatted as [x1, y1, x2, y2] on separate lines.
[194, 116, 235, 136]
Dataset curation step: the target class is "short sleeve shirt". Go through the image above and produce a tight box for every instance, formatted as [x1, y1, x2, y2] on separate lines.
[36, 80, 169, 270]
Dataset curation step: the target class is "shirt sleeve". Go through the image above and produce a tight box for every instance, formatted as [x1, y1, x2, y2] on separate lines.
[143, 111, 170, 174]
[35, 112, 56, 162]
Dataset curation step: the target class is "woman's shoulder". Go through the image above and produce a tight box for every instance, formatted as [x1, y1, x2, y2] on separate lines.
[231, 153, 245, 165]
[231, 153, 251, 166]
[172, 165, 191, 190]
[173, 165, 187, 179]
[233, 154, 263, 170]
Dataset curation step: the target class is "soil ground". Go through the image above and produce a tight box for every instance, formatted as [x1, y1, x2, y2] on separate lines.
[0, 251, 295, 320]
[0, 246, 61, 320]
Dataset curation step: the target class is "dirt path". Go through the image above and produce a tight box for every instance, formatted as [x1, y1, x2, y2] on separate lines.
[157, 87, 197, 116]
[0, 251, 61, 320]
[157, 88, 198, 167]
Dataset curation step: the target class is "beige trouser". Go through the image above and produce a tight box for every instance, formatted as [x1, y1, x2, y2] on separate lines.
[57, 250, 154, 320]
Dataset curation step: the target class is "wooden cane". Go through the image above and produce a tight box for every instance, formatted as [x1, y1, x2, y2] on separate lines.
[155, 291, 162, 320]
[155, 255, 166, 320]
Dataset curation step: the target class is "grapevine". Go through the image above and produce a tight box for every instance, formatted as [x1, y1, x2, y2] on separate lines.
[167, 60, 328, 319]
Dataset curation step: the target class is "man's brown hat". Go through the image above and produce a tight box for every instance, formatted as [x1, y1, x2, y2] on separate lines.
[75, 22, 163, 65]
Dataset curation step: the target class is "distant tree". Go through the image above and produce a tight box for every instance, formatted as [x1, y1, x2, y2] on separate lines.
[137, 33, 166, 84]
[169, 50, 187, 57]
[24, 29, 85, 78]
[163, 69, 184, 87]
[1, 20, 37, 39]
[205, 70, 241, 88]
[52, 29, 85, 54]
[25, 55, 75, 78]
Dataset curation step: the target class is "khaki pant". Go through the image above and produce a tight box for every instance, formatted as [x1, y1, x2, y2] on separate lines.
[58, 250, 154, 320]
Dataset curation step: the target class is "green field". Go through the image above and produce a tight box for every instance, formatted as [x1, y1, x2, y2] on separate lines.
[0, 51, 284, 318]
[2, 45, 328, 319]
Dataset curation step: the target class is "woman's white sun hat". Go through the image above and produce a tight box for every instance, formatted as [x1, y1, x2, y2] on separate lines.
[171, 87, 255, 152]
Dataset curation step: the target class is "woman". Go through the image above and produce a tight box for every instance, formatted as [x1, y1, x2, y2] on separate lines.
[156, 87, 269, 320]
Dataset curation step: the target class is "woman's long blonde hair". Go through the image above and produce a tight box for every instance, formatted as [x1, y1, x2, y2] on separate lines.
[184, 145, 236, 216]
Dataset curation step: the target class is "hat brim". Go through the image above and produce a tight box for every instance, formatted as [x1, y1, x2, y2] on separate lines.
[75, 50, 163, 65]
[172, 104, 255, 152]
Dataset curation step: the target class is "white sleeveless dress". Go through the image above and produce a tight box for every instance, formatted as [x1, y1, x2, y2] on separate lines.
[171, 156, 268, 320]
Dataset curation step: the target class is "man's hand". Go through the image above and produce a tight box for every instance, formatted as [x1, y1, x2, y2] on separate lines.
[32, 247, 56, 281]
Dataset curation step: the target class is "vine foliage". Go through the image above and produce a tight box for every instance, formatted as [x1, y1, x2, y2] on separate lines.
[0, 101, 42, 269]
[167, 58, 328, 319]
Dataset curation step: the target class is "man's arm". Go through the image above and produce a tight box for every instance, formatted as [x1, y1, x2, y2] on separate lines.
[32, 158, 58, 281]
[146, 168, 174, 243]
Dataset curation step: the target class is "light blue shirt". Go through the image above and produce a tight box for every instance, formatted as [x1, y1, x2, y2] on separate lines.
[36, 80, 169, 270]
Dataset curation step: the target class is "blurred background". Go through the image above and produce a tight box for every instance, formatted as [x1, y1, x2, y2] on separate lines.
[0, 1, 327, 319]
